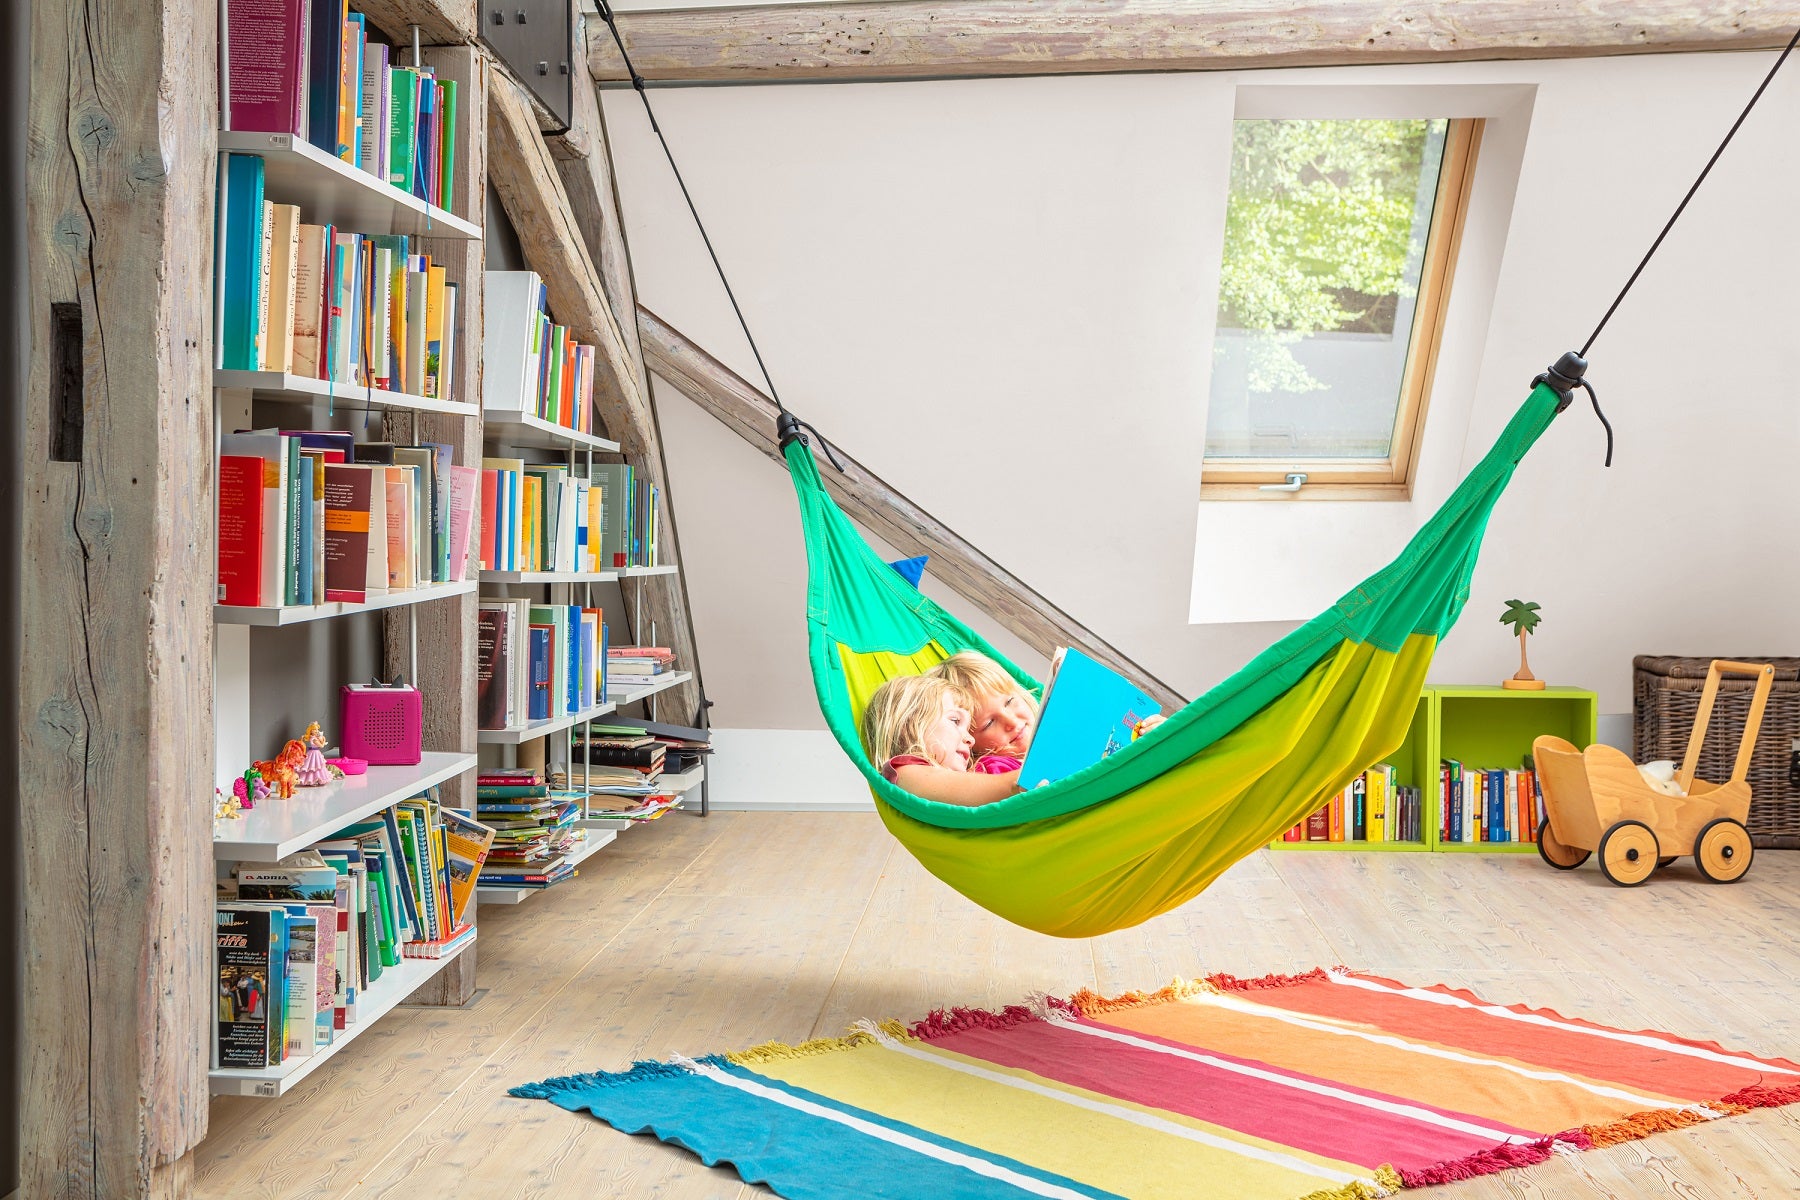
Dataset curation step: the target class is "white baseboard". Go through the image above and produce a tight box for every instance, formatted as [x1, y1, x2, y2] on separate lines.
[706, 728, 875, 811]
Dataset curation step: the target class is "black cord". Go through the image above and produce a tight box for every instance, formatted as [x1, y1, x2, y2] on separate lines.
[593, 0, 789, 417]
[1582, 23, 1800, 357]
[1579, 379, 1612, 467]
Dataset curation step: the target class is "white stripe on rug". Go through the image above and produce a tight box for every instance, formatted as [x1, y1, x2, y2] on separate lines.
[1326, 971, 1800, 1076]
[678, 1056, 1099, 1200]
[1186, 991, 1718, 1117]
[854, 1026, 1364, 1188]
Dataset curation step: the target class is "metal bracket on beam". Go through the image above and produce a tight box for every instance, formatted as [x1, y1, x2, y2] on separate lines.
[481, 0, 574, 129]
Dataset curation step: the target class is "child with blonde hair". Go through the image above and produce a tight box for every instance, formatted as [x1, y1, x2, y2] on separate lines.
[932, 651, 1040, 773]
[860, 674, 1021, 807]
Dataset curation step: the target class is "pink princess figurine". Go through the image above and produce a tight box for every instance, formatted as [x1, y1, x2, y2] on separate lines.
[295, 722, 337, 787]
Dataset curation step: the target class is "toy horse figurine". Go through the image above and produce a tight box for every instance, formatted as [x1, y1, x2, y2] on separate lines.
[295, 721, 336, 787]
[254, 738, 307, 801]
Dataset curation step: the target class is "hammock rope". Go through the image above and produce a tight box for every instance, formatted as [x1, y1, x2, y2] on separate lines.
[592, 12, 1800, 935]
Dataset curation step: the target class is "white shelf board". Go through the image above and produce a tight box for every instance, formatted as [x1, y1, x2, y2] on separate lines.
[475, 884, 533, 905]
[215, 580, 478, 627]
[622, 564, 678, 577]
[208, 932, 476, 1096]
[563, 828, 618, 868]
[606, 670, 693, 706]
[213, 752, 478, 861]
[482, 409, 620, 452]
[657, 765, 706, 794]
[214, 369, 479, 416]
[219, 131, 481, 240]
[477, 701, 617, 746]
[479, 569, 619, 584]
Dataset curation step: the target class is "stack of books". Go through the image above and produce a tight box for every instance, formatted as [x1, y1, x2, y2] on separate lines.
[476, 599, 608, 729]
[485, 271, 601, 436]
[607, 646, 675, 686]
[1280, 763, 1426, 844]
[1436, 762, 1542, 844]
[217, 432, 480, 607]
[474, 770, 582, 889]
[578, 728, 666, 788]
[216, 155, 463, 399]
[212, 791, 489, 1070]
[221, 0, 460, 208]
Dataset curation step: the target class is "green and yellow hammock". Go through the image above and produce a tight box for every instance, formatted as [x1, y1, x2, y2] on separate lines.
[789, 381, 1564, 938]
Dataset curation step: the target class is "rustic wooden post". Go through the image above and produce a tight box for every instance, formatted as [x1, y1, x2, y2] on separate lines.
[488, 68, 704, 720]
[382, 42, 490, 1008]
[22, 0, 217, 1193]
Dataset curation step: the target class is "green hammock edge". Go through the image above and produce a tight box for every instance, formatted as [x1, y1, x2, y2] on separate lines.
[787, 381, 1564, 832]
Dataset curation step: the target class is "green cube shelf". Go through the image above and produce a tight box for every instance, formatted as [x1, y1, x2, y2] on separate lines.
[1270, 683, 1599, 855]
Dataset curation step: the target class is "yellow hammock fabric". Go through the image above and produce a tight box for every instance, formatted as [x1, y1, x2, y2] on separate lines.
[789, 382, 1563, 937]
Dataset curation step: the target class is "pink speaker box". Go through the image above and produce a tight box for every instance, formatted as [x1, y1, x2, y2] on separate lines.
[340, 684, 423, 766]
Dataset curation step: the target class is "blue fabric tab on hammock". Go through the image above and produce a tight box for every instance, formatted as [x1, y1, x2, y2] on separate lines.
[511, 1057, 1121, 1200]
[889, 555, 929, 588]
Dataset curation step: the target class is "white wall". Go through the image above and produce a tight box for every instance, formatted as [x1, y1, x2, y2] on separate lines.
[605, 52, 1800, 807]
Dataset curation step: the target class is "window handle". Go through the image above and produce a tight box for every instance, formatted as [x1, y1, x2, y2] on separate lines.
[1258, 472, 1308, 493]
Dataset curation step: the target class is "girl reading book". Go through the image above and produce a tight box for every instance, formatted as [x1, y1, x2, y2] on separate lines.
[933, 650, 1164, 774]
[860, 674, 1021, 807]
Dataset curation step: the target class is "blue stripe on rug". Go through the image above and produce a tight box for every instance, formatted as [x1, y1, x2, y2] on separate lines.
[511, 1056, 1124, 1200]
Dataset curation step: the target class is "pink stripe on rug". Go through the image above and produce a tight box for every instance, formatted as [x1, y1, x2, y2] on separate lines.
[921, 1015, 1531, 1173]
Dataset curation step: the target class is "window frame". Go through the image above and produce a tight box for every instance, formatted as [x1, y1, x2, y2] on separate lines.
[1201, 117, 1484, 502]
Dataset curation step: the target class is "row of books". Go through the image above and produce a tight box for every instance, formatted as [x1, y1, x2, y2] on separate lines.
[1439, 763, 1543, 845]
[477, 599, 609, 731]
[1279, 763, 1545, 845]
[574, 718, 711, 808]
[217, 431, 479, 607]
[212, 792, 492, 1070]
[486, 271, 602, 436]
[217, 155, 461, 399]
[221, 0, 459, 209]
[609, 646, 676, 683]
[475, 770, 583, 890]
[1282, 765, 1429, 844]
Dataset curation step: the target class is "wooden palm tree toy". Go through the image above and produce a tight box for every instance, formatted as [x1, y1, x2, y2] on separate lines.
[1499, 599, 1546, 690]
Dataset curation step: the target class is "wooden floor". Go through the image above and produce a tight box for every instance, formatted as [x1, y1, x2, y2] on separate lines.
[195, 811, 1800, 1198]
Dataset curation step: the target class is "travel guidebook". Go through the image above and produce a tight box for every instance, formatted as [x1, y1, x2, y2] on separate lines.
[1017, 647, 1160, 789]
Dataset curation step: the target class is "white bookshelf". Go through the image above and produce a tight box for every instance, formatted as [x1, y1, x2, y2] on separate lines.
[214, 369, 480, 416]
[213, 752, 478, 861]
[218, 130, 482, 240]
[208, 932, 476, 1097]
[477, 701, 617, 746]
[622, 564, 679, 577]
[607, 670, 693, 707]
[215, 580, 478, 627]
[479, 569, 619, 584]
[475, 829, 615, 905]
[482, 409, 621, 452]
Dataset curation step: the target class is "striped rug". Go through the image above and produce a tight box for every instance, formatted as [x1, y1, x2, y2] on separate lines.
[509, 968, 1800, 1199]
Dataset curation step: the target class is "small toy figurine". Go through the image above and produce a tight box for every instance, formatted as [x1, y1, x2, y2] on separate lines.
[214, 787, 243, 820]
[237, 767, 262, 810]
[295, 722, 337, 787]
[253, 737, 305, 801]
[1498, 598, 1547, 691]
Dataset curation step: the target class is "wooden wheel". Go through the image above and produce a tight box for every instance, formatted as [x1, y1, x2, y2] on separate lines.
[1536, 818, 1589, 870]
[1598, 820, 1659, 887]
[1693, 818, 1754, 883]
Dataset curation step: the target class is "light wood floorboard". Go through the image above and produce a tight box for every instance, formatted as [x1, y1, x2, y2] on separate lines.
[194, 812, 1800, 1199]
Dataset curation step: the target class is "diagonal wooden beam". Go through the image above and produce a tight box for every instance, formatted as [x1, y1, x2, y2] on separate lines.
[488, 68, 704, 719]
[640, 307, 1186, 712]
[356, 0, 478, 46]
[589, 0, 1800, 84]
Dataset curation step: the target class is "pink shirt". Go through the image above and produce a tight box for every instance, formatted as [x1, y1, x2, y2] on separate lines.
[881, 754, 932, 783]
[972, 754, 1021, 774]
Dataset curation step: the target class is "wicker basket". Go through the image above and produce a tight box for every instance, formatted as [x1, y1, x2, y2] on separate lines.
[1633, 656, 1800, 848]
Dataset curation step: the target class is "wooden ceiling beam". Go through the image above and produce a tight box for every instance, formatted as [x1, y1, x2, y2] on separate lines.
[588, 1, 1800, 84]
[639, 307, 1186, 713]
[355, 0, 479, 47]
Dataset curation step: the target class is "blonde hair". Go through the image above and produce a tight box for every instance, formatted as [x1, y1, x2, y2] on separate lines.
[932, 651, 1040, 716]
[861, 674, 963, 767]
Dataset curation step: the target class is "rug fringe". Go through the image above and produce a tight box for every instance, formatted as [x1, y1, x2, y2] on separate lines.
[1394, 1134, 1570, 1187]
[1062, 976, 1217, 1017]
[726, 1021, 913, 1065]
[1720, 1080, 1800, 1110]
[911, 1002, 1043, 1042]
[1578, 1105, 1720, 1147]
[1207, 966, 1337, 992]
[1295, 1164, 1403, 1200]
[506, 1056, 720, 1099]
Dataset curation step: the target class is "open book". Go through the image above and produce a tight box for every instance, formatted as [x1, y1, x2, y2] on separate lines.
[1017, 647, 1160, 789]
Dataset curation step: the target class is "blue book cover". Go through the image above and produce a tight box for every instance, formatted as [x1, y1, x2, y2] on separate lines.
[306, 0, 347, 157]
[566, 605, 582, 714]
[217, 154, 265, 370]
[579, 616, 598, 709]
[346, 14, 366, 166]
[294, 453, 314, 604]
[1489, 770, 1505, 842]
[528, 626, 551, 721]
[1016, 647, 1158, 790]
